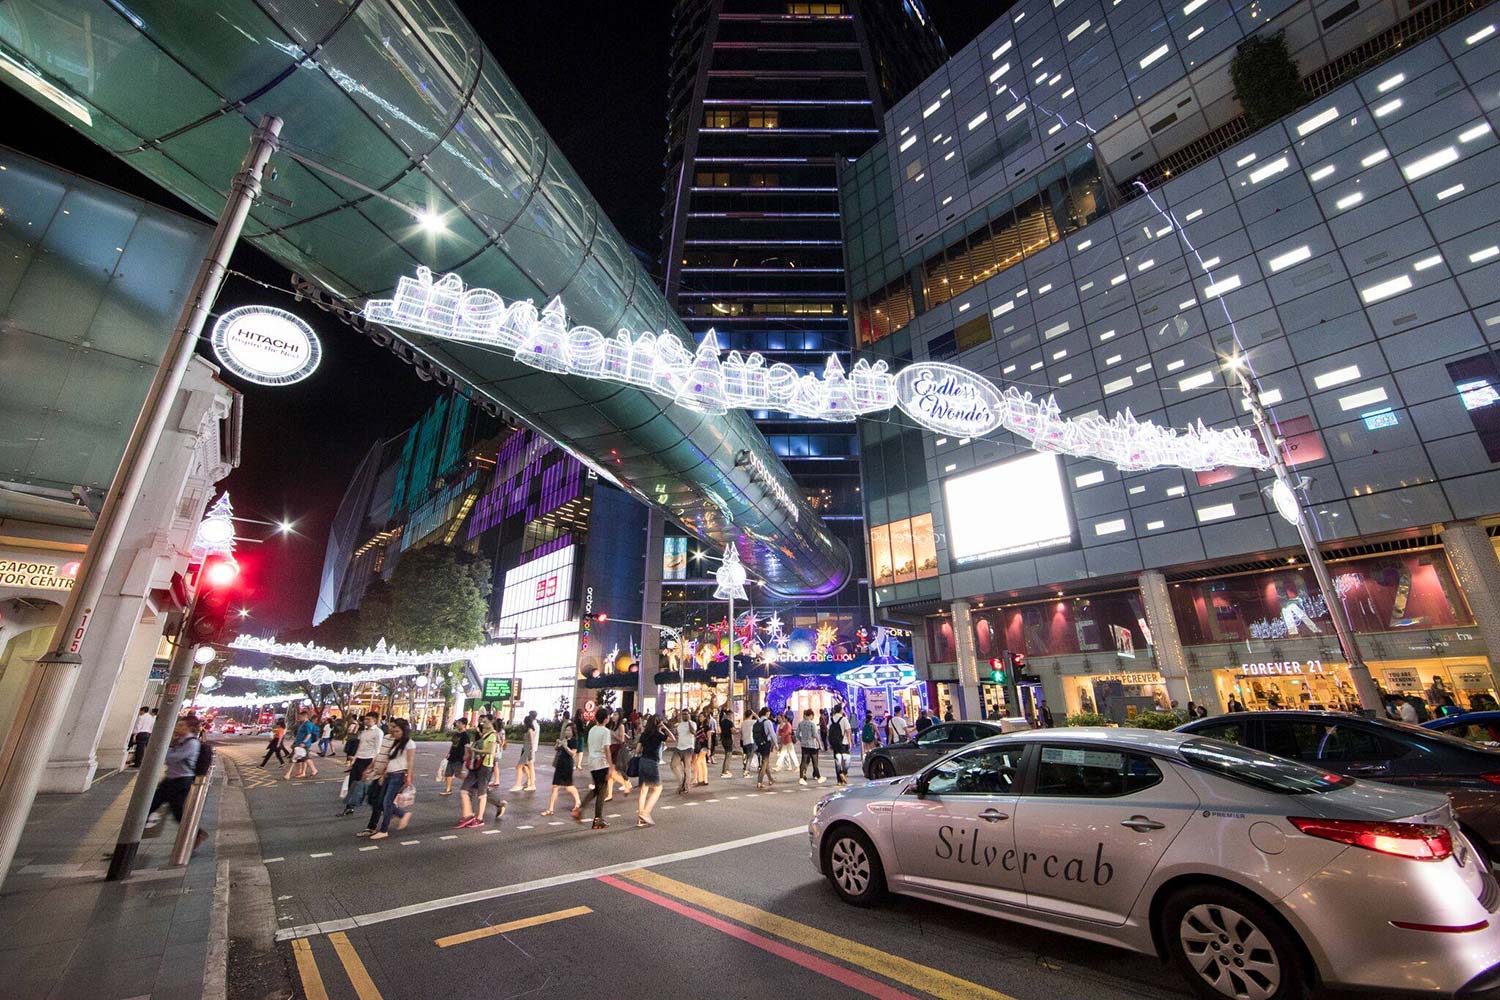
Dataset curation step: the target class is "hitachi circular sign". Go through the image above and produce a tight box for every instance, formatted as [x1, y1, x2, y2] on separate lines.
[211, 306, 321, 386]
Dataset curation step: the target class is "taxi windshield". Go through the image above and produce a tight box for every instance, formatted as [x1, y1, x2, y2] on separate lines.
[1179, 739, 1353, 795]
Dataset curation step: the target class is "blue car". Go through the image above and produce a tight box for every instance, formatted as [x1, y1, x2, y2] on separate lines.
[1423, 711, 1500, 746]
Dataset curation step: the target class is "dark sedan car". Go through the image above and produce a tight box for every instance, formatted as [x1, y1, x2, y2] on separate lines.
[1424, 711, 1500, 747]
[860, 720, 1007, 779]
[1178, 709, 1500, 863]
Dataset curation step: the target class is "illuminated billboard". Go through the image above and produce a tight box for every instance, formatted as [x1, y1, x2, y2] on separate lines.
[498, 544, 576, 634]
[942, 453, 1076, 566]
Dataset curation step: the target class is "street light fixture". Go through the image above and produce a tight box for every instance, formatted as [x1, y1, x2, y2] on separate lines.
[1228, 353, 1382, 713]
[193, 645, 217, 666]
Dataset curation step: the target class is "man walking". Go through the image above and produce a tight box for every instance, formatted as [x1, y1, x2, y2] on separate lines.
[796, 709, 823, 785]
[887, 710, 909, 745]
[739, 709, 758, 777]
[130, 706, 154, 767]
[829, 703, 852, 786]
[717, 704, 736, 778]
[259, 717, 288, 767]
[754, 708, 777, 789]
[573, 709, 613, 830]
[146, 714, 207, 852]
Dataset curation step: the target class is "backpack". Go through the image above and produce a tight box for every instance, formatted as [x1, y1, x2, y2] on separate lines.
[755, 718, 775, 746]
[194, 738, 214, 777]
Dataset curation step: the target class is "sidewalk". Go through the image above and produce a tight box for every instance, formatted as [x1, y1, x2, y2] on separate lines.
[0, 766, 226, 1000]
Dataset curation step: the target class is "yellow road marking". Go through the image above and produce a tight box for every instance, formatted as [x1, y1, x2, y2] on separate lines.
[291, 938, 329, 1000]
[621, 869, 1017, 1000]
[329, 931, 383, 1000]
[434, 905, 593, 948]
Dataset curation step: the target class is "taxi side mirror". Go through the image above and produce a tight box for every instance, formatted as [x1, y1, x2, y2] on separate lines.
[914, 774, 930, 798]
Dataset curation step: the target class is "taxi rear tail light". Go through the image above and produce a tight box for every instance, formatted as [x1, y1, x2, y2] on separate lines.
[1289, 817, 1453, 861]
[1479, 773, 1500, 786]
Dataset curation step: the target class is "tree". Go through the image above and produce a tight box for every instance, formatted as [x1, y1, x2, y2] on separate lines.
[370, 547, 492, 726]
[1231, 32, 1304, 131]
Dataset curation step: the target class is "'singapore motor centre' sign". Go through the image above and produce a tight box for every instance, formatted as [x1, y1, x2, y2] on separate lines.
[0, 557, 80, 592]
[363, 267, 1270, 474]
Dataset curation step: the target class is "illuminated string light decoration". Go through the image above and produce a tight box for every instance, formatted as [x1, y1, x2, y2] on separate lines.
[364, 267, 1269, 473]
[228, 634, 488, 666]
[713, 545, 749, 601]
[188, 693, 301, 709]
[814, 621, 840, 659]
[223, 663, 420, 684]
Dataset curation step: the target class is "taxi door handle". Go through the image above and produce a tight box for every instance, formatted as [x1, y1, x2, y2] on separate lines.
[978, 808, 1009, 823]
[1121, 815, 1165, 832]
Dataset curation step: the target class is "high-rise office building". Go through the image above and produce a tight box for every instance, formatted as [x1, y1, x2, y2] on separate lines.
[658, 0, 947, 636]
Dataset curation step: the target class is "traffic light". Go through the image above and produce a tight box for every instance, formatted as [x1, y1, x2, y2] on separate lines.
[988, 658, 1008, 685]
[189, 555, 240, 644]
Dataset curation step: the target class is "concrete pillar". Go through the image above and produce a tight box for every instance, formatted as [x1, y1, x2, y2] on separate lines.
[1441, 521, 1500, 687]
[1139, 569, 1212, 710]
[42, 363, 232, 792]
[950, 599, 982, 718]
[97, 611, 167, 773]
[639, 510, 664, 712]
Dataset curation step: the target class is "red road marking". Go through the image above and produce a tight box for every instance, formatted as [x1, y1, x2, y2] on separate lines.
[597, 875, 918, 1000]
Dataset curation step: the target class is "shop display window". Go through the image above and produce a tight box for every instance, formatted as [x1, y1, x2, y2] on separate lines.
[974, 591, 1149, 659]
[870, 513, 938, 586]
[1169, 550, 1472, 646]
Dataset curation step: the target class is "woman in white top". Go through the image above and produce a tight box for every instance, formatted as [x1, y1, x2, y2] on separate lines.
[363, 719, 416, 840]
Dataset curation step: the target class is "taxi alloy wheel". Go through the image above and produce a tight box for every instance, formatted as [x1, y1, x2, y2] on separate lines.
[867, 757, 894, 780]
[824, 826, 886, 906]
[1164, 887, 1305, 1000]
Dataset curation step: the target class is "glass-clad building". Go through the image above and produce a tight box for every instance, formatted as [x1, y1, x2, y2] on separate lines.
[656, 0, 946, 642]
[842, 0, 1500, 722]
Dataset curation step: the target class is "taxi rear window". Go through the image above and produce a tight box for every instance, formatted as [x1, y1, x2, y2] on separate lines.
[1179, 739, 1353, 794]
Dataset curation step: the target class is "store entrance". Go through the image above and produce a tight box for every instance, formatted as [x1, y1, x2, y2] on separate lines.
[788, 688, 835, 719]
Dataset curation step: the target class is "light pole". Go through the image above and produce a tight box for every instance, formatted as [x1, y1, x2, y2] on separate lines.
[713, 546, 751, 715]
[1229, 355, 1382, 713]
[0, 116, 282, 887]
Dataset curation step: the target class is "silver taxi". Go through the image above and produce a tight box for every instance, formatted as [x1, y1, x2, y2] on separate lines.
[810, 728, 1500, 999]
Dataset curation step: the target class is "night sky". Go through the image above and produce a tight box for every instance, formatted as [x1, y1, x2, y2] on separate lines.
[10, 1, 1005, 632]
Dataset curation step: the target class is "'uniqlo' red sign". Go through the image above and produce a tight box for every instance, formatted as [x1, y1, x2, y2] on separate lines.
[534, 574, 558, 602]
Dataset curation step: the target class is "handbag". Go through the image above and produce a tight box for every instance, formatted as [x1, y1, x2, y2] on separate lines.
[626, 756, 641, 778]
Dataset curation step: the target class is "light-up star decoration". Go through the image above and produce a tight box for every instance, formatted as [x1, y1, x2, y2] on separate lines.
[194, 493, 236, 557]
[363, 267, 1270, 474]
[713, 545, 749, 601]
[814, 621, 839, 659]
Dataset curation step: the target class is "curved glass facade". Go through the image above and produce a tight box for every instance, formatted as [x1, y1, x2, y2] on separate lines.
[0, 0, 849, 597]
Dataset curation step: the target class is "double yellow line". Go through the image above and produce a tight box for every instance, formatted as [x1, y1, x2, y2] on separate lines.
[291, 932, 380, 1000]
[290, 907, 595, 998]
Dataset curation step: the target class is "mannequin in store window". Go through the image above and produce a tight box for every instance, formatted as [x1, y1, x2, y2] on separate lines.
[1425, 675, 1451, 708]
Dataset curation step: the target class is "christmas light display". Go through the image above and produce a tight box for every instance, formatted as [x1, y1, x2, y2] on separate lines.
[713, 545, 749, 601]
[364, 266, 1270, 473]
[228, 634, 487, 667]
[222, 663, 420, 684]
[193, 493, 236, 557]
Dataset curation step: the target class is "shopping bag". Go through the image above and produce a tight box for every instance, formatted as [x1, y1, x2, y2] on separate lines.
[338, 773, 350, 798]
[394, 784, 415, 810]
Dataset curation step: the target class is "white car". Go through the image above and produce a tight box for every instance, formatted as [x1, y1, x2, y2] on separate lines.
[810, 728, 1500, 999]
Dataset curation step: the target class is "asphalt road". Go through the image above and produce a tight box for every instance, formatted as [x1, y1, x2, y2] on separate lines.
[219, 734, 1193, 1000]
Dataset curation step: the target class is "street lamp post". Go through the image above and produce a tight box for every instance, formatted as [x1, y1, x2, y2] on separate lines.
[1230, 357, 1382, 713]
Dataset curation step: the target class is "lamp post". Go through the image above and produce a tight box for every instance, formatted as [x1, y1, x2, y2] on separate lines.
[1229, 355, 1382, 713]
[713, 546, 751, 715]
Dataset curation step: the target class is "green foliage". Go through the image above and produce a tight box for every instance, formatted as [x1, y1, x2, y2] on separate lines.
[1129, 710, 1184, 731]
[376, 546, 492, 651]
[1231, 32, 1305, 130]
[1064, 711, 1112, 727]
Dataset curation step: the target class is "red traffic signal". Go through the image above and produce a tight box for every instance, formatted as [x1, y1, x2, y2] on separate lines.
[595, 613, 608, 623]
[190, 556, 241, 643]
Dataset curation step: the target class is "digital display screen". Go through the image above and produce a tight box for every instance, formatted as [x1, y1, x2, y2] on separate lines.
[942, 453, 1076, 565]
